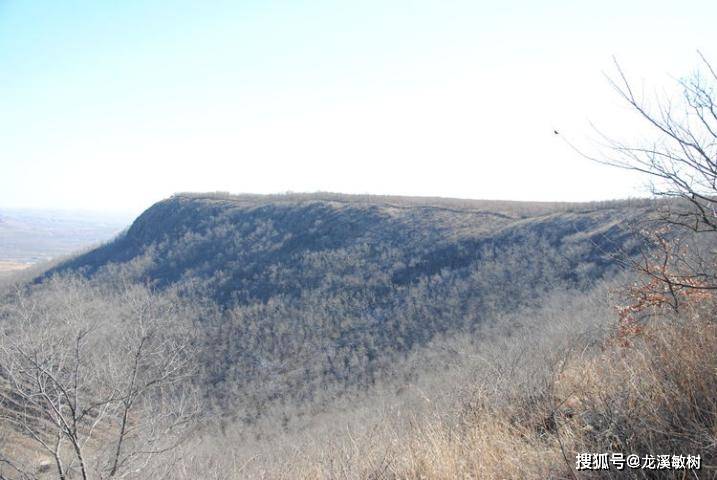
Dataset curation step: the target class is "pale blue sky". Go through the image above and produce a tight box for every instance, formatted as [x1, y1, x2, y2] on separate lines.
[1, 1, 715, 215]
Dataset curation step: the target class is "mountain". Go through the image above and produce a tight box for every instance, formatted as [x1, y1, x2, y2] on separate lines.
[50, 193, 647, 302]
[9, 193, 701, 480]
[44, 193, 650, 414]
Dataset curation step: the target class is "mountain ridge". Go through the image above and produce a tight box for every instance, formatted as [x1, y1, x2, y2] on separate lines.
[47, 193, 649, 307]
[34, 192, 651, 413]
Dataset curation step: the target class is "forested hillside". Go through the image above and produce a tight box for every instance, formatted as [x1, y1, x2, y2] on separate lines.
[45, 193, 649, 415]
[4, 193, 715, 479]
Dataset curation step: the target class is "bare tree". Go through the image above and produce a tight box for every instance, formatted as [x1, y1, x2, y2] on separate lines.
[567, 53, 717, 300]
[596, 53, 717, 233]
[0, 276, 199, 480]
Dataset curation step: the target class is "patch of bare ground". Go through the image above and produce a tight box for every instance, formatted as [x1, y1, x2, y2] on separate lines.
[0, 262, 30, 277]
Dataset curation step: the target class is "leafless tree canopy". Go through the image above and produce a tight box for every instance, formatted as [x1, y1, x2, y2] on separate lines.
[0, 277, 199, 480]
[597, 53, 717, 235]
[567, 53, 717, 299]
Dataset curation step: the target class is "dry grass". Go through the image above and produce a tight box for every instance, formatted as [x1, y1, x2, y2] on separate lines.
[171, 300, 716, 480]
[374, 310, 716, 479]
[2, 278, 713, 479]
[384, 309, 716, 479]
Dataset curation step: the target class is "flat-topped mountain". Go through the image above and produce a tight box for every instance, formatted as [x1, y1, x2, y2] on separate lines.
[44, 193, 649, 411]
[51, 192, 647, 303]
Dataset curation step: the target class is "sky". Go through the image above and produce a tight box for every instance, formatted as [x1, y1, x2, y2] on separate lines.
[1, 0, 716, 216]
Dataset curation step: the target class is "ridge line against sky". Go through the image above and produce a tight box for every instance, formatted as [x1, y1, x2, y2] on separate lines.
[1, 0, 715, 215]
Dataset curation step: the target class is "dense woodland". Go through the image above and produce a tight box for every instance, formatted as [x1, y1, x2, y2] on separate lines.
[43, 194, 648, 416]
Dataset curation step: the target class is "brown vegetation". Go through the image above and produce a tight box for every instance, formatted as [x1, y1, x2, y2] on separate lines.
[166, 279, 715, 479]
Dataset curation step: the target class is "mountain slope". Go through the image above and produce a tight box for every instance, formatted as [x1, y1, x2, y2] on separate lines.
[46, 193, 650, 413]
[51, 193, 645, 302]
